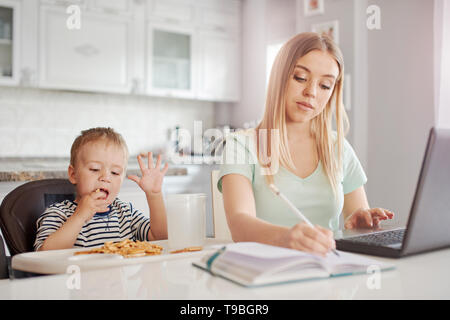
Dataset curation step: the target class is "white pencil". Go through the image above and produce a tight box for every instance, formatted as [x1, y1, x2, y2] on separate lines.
[269, 183, 340, 257]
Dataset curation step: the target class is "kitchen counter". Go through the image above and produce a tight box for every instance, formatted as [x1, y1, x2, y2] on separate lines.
[0, 157, 190, 182]
[2, 245, 450, 300]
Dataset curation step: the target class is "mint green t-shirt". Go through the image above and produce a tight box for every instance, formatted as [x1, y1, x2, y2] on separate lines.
[217, 129, 367, 231]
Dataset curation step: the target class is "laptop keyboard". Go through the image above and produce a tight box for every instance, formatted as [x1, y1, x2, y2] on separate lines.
[342, 229, 406, 247]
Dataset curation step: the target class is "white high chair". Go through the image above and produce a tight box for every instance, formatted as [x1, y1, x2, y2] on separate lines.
[210, 170, 233, 241]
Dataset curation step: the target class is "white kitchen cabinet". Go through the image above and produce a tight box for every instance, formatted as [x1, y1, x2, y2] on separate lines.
[38, 5, 134, 93]
[0, 0, 20, 86]
[196, 0, 241, 102]
[88, 0, 131, 15]
[11, 0, 242, 102]
[197, 30, 240, 102]
[197, 0, 240, 33]
[146, 21, 196, 99]
[146, 0, 241, 102]
[147, 0, 195, 24]
[146, 0, 198, 98]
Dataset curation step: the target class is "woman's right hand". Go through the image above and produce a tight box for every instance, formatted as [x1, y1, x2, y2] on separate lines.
[284, 222, 336, 257]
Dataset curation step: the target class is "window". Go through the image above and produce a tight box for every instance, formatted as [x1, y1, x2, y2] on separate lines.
[266, 43, 283, 88]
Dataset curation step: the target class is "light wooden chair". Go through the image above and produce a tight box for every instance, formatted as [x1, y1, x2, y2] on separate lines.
[210, 170, 233, 241]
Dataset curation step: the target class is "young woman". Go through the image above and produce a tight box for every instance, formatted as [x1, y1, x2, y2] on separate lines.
[218, 32, 394, 256]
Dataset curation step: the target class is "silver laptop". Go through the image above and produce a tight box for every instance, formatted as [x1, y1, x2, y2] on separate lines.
[335, 127, 450, 258]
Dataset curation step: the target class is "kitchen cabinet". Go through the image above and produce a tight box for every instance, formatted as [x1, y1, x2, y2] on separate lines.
[146, 0, 241, 102]
[196, 0, 241, 102]
[38, 4, 134, 93]
[197, 30, 240, 102]
[0, 0, 20, 86]
[146, 21, 196, 99]
[6, 0, 241, 102]
[147, 0, 195, 24]
[87, 0, 131, 15]
[197, 0, 240, 34]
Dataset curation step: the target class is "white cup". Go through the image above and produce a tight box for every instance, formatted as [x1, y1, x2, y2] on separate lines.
[166, 193, 206, 250]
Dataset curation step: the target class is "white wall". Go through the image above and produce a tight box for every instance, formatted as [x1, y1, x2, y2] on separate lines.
[0, 87, 215, 157]
[231, 0, 267, 128]
[294, 0, 436, 225]
[352, 0, 369, 172]
[266, 0, 296, 45]
[366, 0, 435, 225]
[299, 0, 437, 226]
[233, 0, 437, 227]
[435, 0, 450, 128]
[230, 0, 296, 128]
[296, 0, 358, 152]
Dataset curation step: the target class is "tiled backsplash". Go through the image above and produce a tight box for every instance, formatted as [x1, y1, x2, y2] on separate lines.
[0, 87, 215, 157]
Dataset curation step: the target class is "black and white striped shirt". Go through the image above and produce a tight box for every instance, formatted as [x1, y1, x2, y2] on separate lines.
[34, 198, 151, 251]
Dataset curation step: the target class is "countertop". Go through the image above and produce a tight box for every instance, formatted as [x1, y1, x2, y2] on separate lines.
[0, 157, 191, 182]
[2, 243, 450, 300]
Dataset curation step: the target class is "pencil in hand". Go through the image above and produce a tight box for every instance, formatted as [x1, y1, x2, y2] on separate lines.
[269, 183, 340, 257]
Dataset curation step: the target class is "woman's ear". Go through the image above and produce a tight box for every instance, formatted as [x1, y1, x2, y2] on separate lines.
[68, 165, 77, 185]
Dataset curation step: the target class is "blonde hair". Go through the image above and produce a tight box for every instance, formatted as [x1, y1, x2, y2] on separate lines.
[70, 127, 129, 167]
[257, 32, 349, 197]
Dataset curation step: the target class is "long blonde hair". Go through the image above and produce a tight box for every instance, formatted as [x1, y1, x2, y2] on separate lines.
[257, 32, 349, 197]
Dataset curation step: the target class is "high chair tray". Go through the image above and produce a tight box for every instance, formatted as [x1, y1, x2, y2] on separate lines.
[12, 238, 230, 275]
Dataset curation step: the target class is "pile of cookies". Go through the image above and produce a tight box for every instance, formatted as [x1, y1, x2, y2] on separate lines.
[74, 239, 163, 258]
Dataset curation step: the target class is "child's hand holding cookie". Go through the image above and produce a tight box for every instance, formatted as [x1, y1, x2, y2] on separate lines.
[75, 189, 110, 222]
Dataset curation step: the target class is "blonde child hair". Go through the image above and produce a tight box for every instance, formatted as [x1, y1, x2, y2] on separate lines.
[70, 127, 129, 167]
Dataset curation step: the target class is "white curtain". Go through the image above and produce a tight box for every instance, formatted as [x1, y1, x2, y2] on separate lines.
[435, 0, 450, 128]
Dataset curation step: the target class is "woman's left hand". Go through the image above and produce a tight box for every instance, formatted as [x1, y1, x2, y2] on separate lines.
[344, 208, 394, 229]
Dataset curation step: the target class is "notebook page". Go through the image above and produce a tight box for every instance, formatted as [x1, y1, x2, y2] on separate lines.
[319, 250, 394, 275]
[204, 242, 328, 284]
[220, 242, 316, 259]
[219, 251, 323, 275]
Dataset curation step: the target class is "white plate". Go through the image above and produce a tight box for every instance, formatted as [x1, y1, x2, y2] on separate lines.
[67, 253, 124, 262]
[12, 238, 230, 275]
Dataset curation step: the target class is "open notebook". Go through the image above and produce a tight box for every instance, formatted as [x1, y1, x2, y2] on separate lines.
[193, 242, 395, 287]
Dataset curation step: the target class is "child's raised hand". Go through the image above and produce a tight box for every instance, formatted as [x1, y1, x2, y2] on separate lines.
[128, 152, 169, 194]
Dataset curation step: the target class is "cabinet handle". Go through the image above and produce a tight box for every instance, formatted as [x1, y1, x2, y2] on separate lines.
[20, 68, 36, 87]
[74, 44, 100, 57]
[215, 26, 227, 33]
[52, 0, 85, 7]
[131, 78, 142, 94]
[164, 17, 180, 25]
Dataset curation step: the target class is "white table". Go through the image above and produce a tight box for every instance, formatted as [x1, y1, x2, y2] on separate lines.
[1, 246, 450, 300]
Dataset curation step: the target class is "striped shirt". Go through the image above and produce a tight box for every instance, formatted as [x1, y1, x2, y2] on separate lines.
[34, 198, 151, 251]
